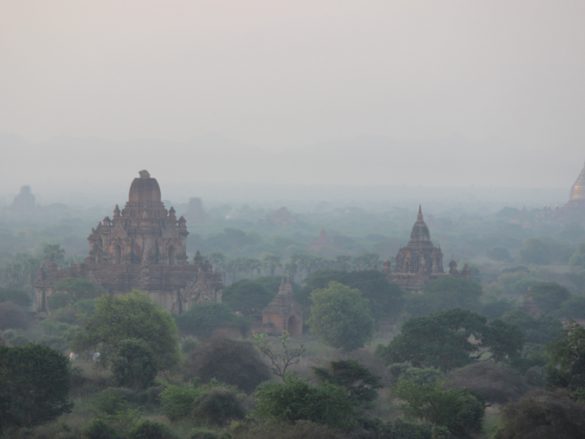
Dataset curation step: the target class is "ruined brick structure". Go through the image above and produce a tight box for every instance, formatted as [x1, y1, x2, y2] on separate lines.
[34, 170, 222, 314]
[261, 278, 303, 336]
[566, 161, 585, 210]
[386, 206, 466, 290]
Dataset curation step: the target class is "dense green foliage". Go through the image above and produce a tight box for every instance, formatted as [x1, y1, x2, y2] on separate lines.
[546, 322, 585, 398]
[0, 288, 31, 307]
[175, 303, 248, 338]
[379, 309, 523, 370]
[189, 337, 271, 392]
[73, 292, 179, 369]
[222, 279, 275, 316]
[161, 385, 201, 421]
[395, 377, 484, 437]
[111, 338, 158, 389]
[406, 276, 483, 317]
[192, 386, 245, 426]
[0, 344, 72, 430]
[255, 377, 355, 429]
[302, 270, 404, 320]
[308, 281, 374, 351]
[313, 360, 381, 407]
[496, 390, 585, 439]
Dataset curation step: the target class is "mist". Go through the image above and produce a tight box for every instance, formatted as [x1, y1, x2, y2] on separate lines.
[1, 0, 585, 204]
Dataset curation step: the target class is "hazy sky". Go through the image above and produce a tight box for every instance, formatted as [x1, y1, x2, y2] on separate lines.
[1, 0, 585, 197]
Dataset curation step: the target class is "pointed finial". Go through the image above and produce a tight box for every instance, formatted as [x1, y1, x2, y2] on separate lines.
[417, 205, 423, 221]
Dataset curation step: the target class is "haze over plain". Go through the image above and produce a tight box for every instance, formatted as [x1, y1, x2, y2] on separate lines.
[1, 1, 584, 202]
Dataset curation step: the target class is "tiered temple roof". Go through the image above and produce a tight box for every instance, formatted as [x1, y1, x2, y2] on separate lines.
[34, 170, 222, 314]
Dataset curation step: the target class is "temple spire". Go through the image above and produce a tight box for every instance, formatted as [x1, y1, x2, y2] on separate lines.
[417, 205, 424, 222]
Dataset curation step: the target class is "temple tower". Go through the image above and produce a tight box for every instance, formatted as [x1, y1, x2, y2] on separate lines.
[389, 206, 446, 290]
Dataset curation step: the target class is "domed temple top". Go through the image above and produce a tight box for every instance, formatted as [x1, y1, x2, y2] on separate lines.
[409, 205, 431, 243]
[570, 162, 585, 202]
[128, 170, 162, 204]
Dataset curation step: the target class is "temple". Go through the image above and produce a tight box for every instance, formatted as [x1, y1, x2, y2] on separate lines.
[386, 206, 464, 290]
[566, 161, 585, 210]
[261, 278, 303, 336]
[34, 170, 222, 314]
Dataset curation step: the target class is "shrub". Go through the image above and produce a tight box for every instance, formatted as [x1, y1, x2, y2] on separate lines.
[254, 377, 355, 429]
[85, 418, 121, 439]
[0, 288, 31, 307]
[0, 302, 31, 330]
[112, 338, 158, 389]
[236, 420, 348, 439]
[176, 303, 248, 338]
[496, 390, 585, 439]
[189, 337, 270, 393]
[129, 420, 177, 439]
[192, 387, 245, 426]
[161, 385, 201, 421]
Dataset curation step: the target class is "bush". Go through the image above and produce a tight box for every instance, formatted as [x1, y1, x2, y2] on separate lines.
[496, 390, 585, 439]
[176, 303, 248, 338]
[236, 420, 348, 439]
[189, 337, 270, 393]
[395, 379, 484, 437]
[189, 428, 221, 439]
[254, 377, 355, 429]
[446, 361, 528, 404]
[161, 385, 201, 421]
[129, 420, 177, 439]
[85, 418, 121, 439]
[92, 388, 133, 415]
[192, 387, 245, 426]
[111, 338, 158, 389]
[0, 302, 31, 329]
[308, 281, 374, 351]
[0, 288, 31, 307]
[0, 344, 72, 429]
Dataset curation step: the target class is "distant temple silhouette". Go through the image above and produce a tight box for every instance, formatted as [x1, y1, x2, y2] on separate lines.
[385, 206, 468, 290]
[34, 170, 222, 314]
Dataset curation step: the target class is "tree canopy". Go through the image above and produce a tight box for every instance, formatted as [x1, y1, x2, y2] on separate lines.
[0, 344, 72, 430]
[379, 309, 523, 371]
[73, 292, 179, 369]
[308, 281, 374, 351]
[302, 270, 403, 321]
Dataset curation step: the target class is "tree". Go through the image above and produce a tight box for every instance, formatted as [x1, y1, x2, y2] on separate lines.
[446, 361, 528, 404]
[73, 292, 179, 369]
[379, 309, 523, 371]
[0, 302, 31, 330]
[313, 360, 381, 407]
[42, 243, 66, 266]
[189, 336, 271, 393]
[308, 281, 374, 351]
[405, 276, 483, 317]
[395, 377, 484, 438]
[0, 287, 31, 307]
[54, 277, 103, 301]
[0, 344, 72, 430]
[192, 386, 246, 426]
[161, 385, 201, 421]
[175, 303, 248, 338]
[254, 377, 356, 429]
[302, 270, 403, 321]
[222, 279, 275, 316]
[496, 390, 585, 439]
[520, 238, 555, 265]
[546, 322, 585, 398]
[254, 332, 305, 381]
[111, 338, 158, 389]
[529, 282, 571, 314]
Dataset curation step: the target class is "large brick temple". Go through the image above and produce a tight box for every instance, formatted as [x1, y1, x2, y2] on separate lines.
[385, 206, 468, 290]
[34, 170, 222, 314]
